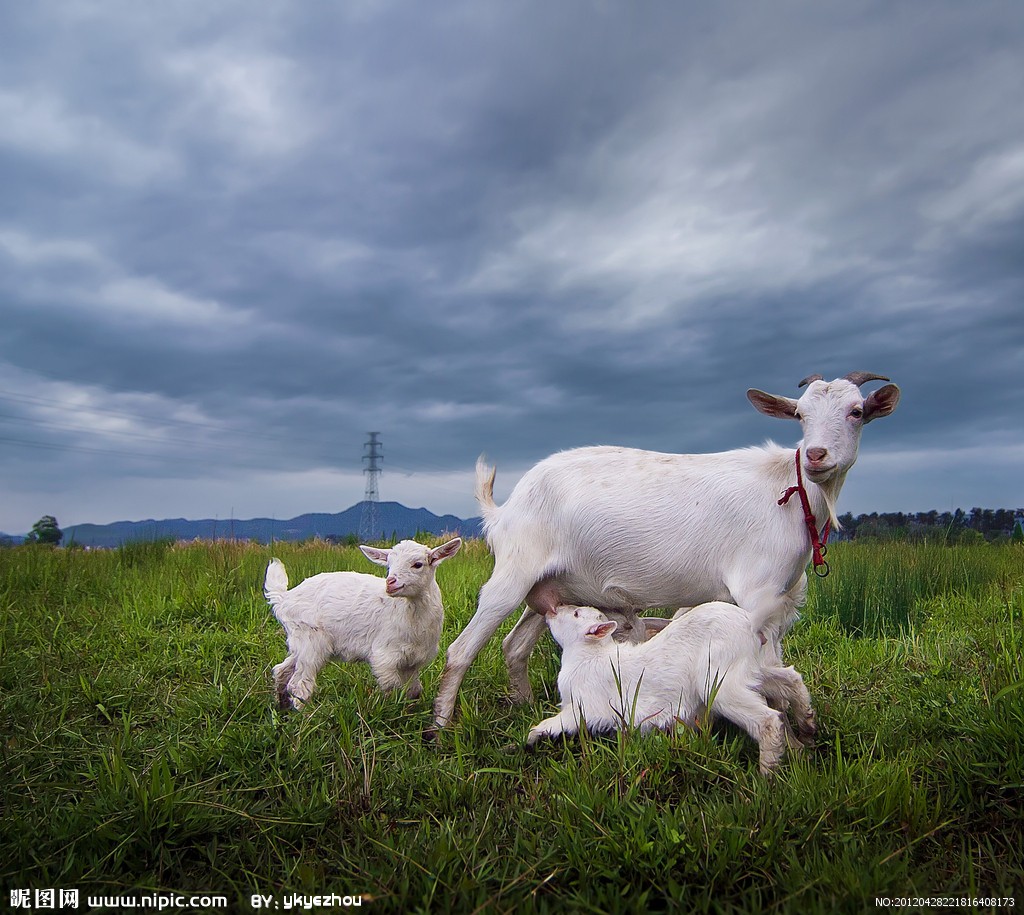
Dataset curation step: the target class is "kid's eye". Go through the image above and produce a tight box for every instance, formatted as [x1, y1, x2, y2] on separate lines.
[573, 610, 579, 618]
[412, 562, 423, 569]
[850, 407, 863, 419]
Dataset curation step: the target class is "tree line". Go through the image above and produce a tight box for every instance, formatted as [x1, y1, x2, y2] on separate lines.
[835, 507, 1024, 543]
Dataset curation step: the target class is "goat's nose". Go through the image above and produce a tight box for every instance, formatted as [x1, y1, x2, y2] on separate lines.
[806, 447, 828, 463]
[386, 576, 397, 587]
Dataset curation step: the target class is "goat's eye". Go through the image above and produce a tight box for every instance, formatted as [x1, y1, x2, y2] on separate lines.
[412, 562, 423, 569]
[850, 407, 863, 419]
[573, 610, 579, 618]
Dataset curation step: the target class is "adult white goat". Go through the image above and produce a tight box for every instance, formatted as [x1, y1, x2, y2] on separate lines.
[431, 372, 899, 731]
[266, 538, 462, 710]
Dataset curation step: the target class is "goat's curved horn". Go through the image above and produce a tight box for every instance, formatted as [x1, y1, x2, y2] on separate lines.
[844, 372, 891, 387]
[798, 374, 824, 388]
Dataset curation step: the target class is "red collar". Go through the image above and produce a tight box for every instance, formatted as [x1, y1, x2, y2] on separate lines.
[778, 448, 831, 577]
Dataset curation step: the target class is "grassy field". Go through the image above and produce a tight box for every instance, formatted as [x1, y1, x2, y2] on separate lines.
[1, 538, 1022, 913]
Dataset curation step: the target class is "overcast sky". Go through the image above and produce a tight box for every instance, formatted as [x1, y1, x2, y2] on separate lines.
[2, 1, 1022, 535]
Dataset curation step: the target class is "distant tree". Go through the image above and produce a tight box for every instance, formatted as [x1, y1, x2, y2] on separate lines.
[949, 508, 967, 539]
[856, 517, 898, 541]
[26, 515, 62, 546]
[838, 512, 856, 536]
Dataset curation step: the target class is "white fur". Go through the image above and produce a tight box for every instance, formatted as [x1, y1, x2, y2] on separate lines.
[528, 603, 817, 775]
[433, 375, 899, 728]
[266, 538, 461, 709]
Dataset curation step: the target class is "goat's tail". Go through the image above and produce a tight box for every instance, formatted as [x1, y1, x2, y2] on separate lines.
[474, 455, 501, 527]
[264, 558, 290, 607]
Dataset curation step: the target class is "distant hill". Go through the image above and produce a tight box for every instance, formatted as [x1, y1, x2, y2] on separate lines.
[62, 501, 483, 548]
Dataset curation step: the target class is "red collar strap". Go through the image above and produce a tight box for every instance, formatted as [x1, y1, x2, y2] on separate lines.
[778, 448, 831, 577]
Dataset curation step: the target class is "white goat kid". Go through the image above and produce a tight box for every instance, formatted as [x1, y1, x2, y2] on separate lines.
[432, 372, 899, 731]
[527, 603, 816, 775]
[266, 538, 462, 710]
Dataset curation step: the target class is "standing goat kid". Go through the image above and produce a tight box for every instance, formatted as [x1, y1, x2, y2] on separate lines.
[266, 538, 462, 710]
[528, 603, 817, 774]
[433, 372, 899, 731]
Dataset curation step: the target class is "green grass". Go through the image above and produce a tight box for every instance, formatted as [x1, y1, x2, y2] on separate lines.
[1, 539, 1022, 912]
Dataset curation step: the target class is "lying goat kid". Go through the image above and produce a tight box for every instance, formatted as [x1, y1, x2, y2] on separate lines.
[265, 538, 462, 709]
[528, 603, 817, 774]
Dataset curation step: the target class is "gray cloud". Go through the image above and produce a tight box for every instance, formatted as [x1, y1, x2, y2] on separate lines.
[1, 1, 1022, 533]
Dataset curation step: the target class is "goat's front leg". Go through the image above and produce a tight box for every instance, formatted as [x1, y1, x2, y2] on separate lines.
[371, 658, 422, 698]
[395, 666, 425, 700]
[526, 712, 573, 747]
[432, 569, 533, 731]
[404, 676, 424, 701]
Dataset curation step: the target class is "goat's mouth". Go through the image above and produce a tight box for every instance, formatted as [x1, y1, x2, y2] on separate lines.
[386, 583, 405, 596]
[804, 463, 837, 483]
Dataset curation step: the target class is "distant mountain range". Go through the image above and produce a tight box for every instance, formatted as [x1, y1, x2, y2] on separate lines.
[47, 501, 483, 548]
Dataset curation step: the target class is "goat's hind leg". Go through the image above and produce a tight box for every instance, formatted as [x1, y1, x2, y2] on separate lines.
[502, 576, 564, 705]
[715, 683, 788, 775]
[503, 609, 548, 704]
[279, 631, 327, 711]
[762, 665, 817, 747]
[272, 655, 297, 710]
[284, 657, 322, 711]
[432, 568, 534, 730]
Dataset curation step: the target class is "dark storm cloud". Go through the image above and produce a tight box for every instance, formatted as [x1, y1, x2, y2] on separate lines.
[1, 1, 1023, 532]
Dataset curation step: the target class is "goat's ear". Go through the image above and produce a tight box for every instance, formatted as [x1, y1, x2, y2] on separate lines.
[359, 545, 390, 567]
[862, 383, 900, 423]
[747, 389, 800, 420]
[585, 621, 617, 640]
[429, 537, 462, 565]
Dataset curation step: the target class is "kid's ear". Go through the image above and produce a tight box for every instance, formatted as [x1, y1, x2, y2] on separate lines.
[585, 621, 618, 640]
[359, 545, 390, 567]
[429, 537, 462, 565]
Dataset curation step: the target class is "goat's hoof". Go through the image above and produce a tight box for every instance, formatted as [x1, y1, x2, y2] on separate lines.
[422, 726, 440, 745]
[796, 715, 818, 747]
